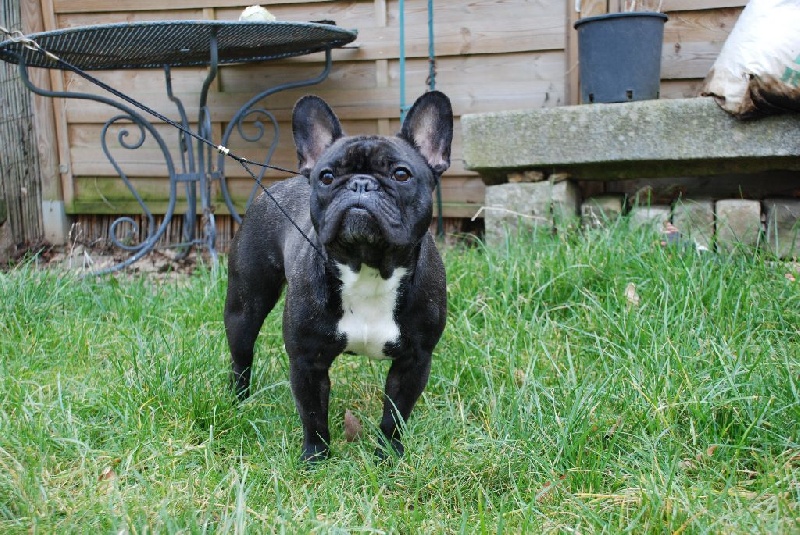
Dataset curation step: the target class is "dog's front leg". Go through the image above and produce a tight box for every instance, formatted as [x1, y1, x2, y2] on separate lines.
[289, 357, 333, 463]
[378, 353, 432, 458]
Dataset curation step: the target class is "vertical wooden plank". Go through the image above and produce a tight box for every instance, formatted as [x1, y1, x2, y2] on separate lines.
[375, 59, 392, 135]
[39, 0, 74, 209]
[580, 0, 610, 17]
[565, 0, 580, 105]
[21, 0, 60, 204]
[374, 0, 387, 28]
[374, 0, 391, 135]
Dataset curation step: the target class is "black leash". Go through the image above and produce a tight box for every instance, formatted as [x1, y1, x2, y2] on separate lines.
[2, 26, 326, 260]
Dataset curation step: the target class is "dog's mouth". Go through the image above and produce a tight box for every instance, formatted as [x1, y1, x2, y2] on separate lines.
[334, 205, 383, 245]
[314, 191, 412, 249]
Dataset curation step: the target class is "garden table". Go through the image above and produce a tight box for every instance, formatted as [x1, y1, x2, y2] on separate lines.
[0, 20, 357, 274]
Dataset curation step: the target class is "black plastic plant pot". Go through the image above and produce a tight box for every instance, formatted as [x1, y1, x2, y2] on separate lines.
[574, 12, 668, 104]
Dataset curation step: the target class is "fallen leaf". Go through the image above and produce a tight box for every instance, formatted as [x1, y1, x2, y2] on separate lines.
[344, 409, 363, 442]
[625, 283, 640, 307]
[786, 273, 796, 282]
[706, 444, 718, 457]
[679, 459, 697, 470]
[98, 466, 117, 482]
[535, 474, 566, 503]
[513, 368, 526, 386]
[536, 481, 554, 503]
[604, 416, 624, 440]
[738, 469, 759, 479]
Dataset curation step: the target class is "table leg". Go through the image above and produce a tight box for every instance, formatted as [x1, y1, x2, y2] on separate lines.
[198, 32, 220, 265]
[165, 64, 198, 257]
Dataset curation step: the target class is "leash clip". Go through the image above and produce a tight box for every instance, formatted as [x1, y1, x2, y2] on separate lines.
[0, 26, 60, 61]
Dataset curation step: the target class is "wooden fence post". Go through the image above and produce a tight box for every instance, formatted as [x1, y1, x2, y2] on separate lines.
[1, 0, 47, 247]
[22, 0, 68, 244]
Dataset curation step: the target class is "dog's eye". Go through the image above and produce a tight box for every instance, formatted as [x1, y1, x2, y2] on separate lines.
[392, 167, 412, 182]
[319, 170, 335, 185]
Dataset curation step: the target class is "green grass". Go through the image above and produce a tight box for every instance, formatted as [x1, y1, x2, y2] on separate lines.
[1, 225, 798, 533]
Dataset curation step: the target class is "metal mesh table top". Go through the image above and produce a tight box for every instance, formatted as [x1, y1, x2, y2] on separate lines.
[0, 20, 358, 70]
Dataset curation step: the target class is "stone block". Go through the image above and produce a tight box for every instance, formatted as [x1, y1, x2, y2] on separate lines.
[763, 199, 800, 258]
[672, 197, 715, 250]
[462, 97, 800, 184]
[551, 181, 581, 229]
[484, 181, 580, 245]
[581, 195, 625, 228]
[628, 205, 671, 231]
[716, 199, 762, 252]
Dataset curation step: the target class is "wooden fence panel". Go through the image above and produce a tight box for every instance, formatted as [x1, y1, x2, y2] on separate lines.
[18, 0, 746, 244]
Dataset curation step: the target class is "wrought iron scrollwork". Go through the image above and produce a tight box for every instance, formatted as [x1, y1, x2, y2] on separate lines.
[10, 38, 335, 274]
[235, 108, 281, 208]
[101, 116, 157, 252]
[0, 21, 357, 274]
[217, 49, 333, 224]
[14, 53, 177, 274]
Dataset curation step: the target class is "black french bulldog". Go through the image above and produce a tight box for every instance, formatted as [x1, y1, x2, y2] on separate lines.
[224, 91, 453, 462]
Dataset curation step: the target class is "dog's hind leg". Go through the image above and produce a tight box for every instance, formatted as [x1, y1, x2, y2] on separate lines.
[224, 266, 284, 400]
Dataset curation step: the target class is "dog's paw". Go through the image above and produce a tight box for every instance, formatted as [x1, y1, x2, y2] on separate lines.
[374, 435, 404, 463]
[301, 443, 330, 465]
[229, 368, 251, 401]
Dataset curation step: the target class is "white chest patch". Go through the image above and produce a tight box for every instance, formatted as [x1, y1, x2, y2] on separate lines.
[336, 263, 406, 360]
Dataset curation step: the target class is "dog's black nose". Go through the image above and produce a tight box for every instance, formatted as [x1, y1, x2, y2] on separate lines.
[347, 176, 379, 194]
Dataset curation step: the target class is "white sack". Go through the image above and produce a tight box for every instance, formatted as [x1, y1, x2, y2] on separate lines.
[702, 0, 800, 118]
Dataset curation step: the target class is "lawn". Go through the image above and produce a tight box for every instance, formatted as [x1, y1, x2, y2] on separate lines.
[1, 225, 798, 533]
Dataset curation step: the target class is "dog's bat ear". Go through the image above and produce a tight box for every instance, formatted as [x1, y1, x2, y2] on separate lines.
[292, 96, 344, 177]
[399, 91, 453, 176]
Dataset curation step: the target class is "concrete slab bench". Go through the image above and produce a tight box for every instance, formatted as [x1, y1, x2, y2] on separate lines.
[462, 97, 800, 256]
[462, 96, 800, 184]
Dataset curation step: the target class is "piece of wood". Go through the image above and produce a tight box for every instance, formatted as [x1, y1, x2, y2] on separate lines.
[661, 7, 743, 79]
[663, 0, 746, 11]
[579, 0, 609, 18]
[661, 40, 727, 80]
[56, 8, 206, 26]
[63, 51, 567, 123]
[565, 0, 581, 105]
[67, 119, 477, 178]
[68, 175, 486, 208]
[660, 79, 706, 99]
[375, 58, 392, 135]
[373, 0, 391, 134]
[21, 0, 61, 203]
[67, 197, 486, 219]
[69, 174, 484, 218]
[54, 0, 332, 14]
[1, 0, 44, 242]
[59, 0, 566, 60]
[40, 0, 75, 208]
[663, 7, 742, 45]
